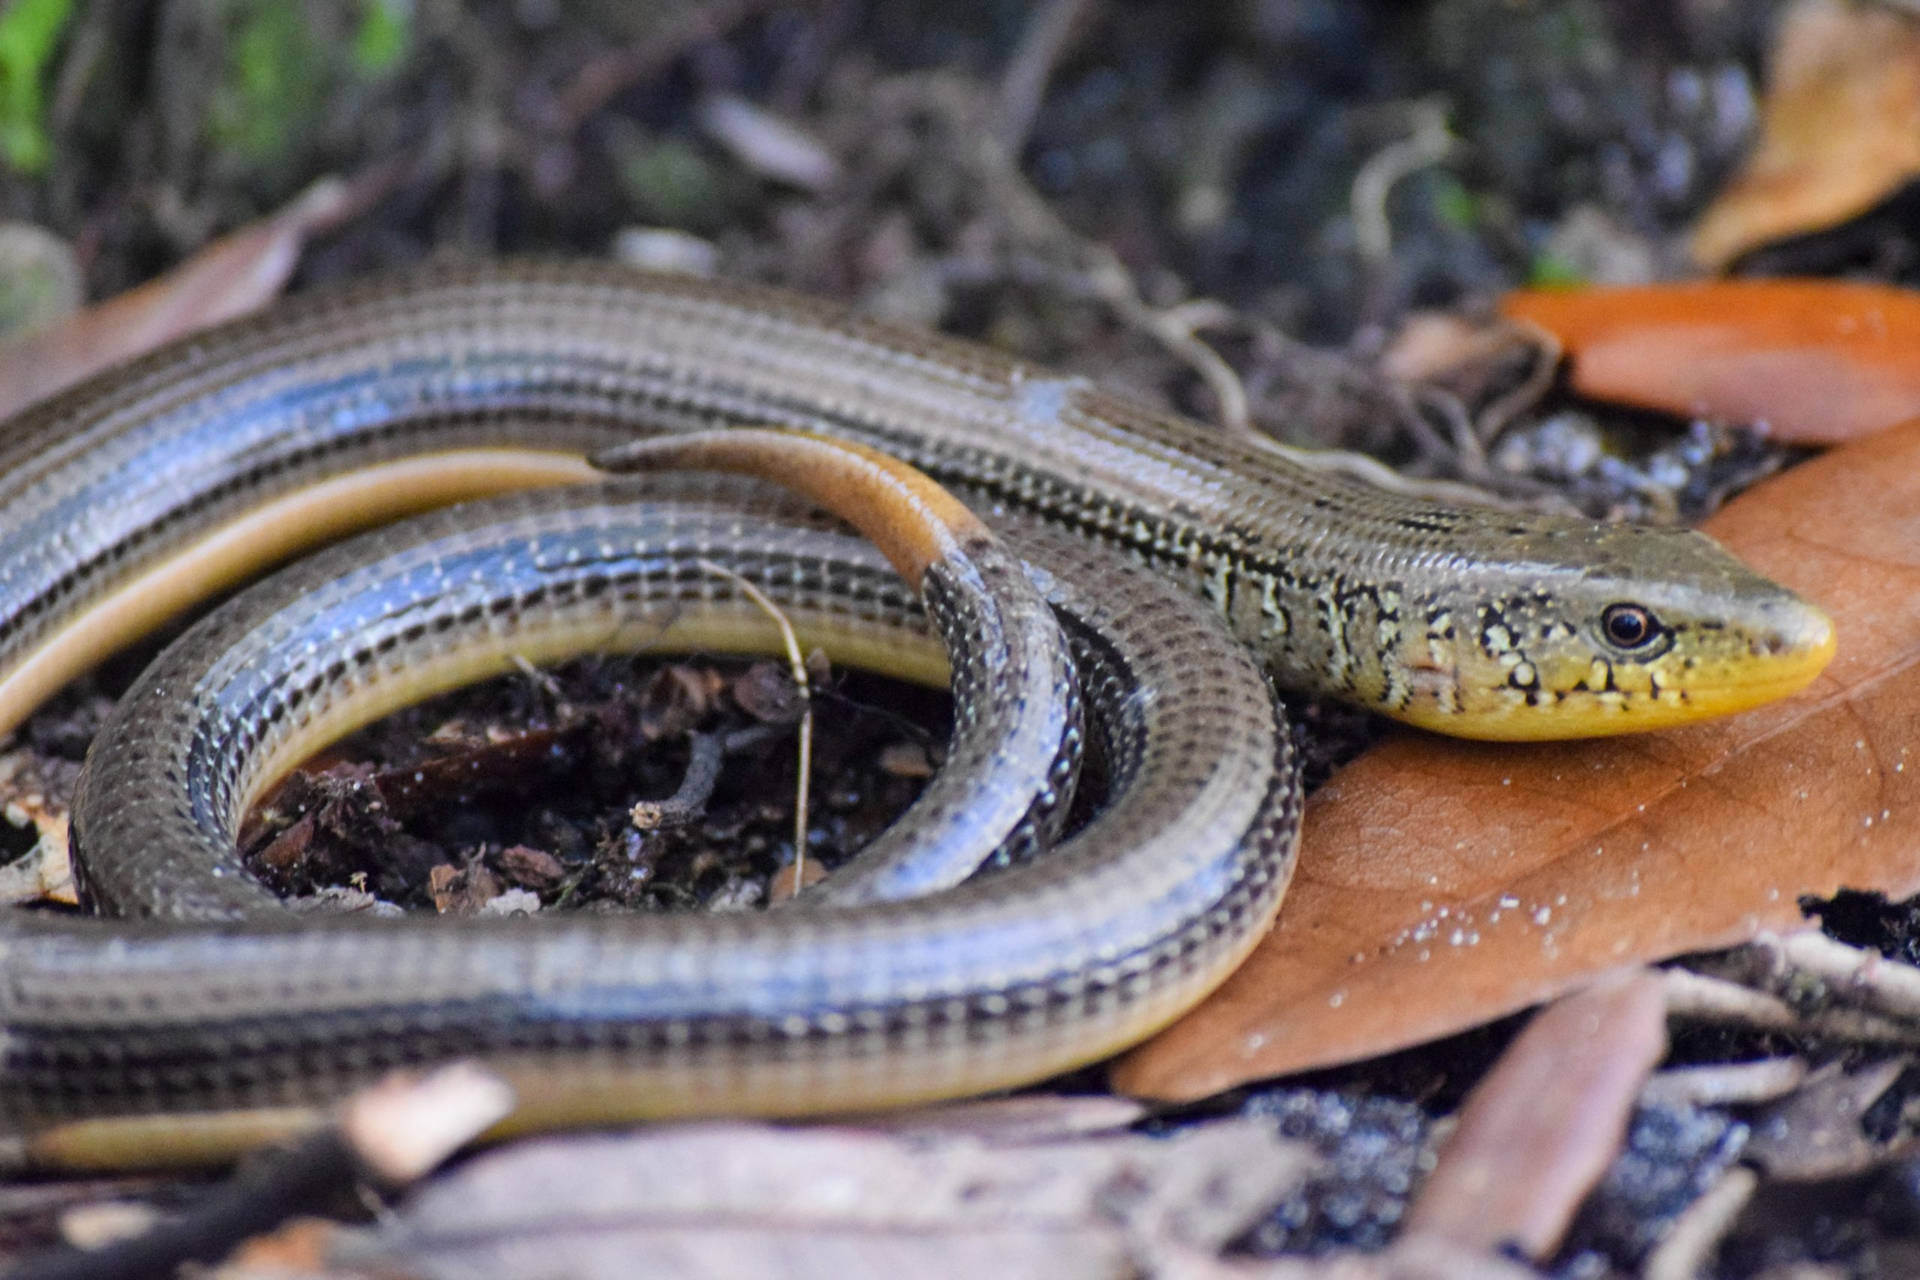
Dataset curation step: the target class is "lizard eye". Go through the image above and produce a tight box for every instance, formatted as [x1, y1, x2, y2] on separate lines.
[1600, 603, 1657, 649]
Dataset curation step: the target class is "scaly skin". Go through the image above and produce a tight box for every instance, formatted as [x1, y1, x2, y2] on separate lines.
[0, 262, 1832, 741]
[0, 264, 1833, 1167]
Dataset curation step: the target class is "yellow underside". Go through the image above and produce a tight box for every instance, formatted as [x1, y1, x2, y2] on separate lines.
[1393, 628, 1837, 742]
[0, 450, 610, 740]
[11, 441, 1830, 1168]
[19, 918, 1261, 1172]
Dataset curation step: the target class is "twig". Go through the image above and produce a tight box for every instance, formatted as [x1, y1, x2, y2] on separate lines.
[1639, 1057, 1808, 1109]
[1663, 966, 1920, 1045]
[695, 559, 815, 887]
[1351, 98, 1456, 267]
[996, 0, 1100, 151]
[696, 94, 842, 191]
[1085, 253, 1255, 436]
[767, 0, 858, 114]
[1473, 314, 1564, 445]
[13, 1146, 353, 1280]
[1407, 383, 1490, 476]
[10, 1066, 512, 1280]
[898, 77, 1259, 439]
[1659, 968, 1806, 1031]
[629, 731, 726, 830]
[1749, 929, 1920, 1022]
[548, 0, 804, 134]
[508, 653, 566, 701]
[1277, 435, 1527, 508]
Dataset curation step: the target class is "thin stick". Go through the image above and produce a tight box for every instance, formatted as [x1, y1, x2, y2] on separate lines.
[1351, 98, 1456, 267]
[695, 560, 815, 888]
[629, 732, 726, 830]
[9, 1066, 511, 1280]
[996, 0, 1098, 150]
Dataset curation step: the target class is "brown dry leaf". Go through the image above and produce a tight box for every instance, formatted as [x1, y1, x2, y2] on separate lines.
[370, 726, 569, 822]
[0, 178, 351, 421]
[1114, 417, 1920, 1102]
[335, 1117, 1316, 1280]
[1501, 280, 1920, 445]
[499, 844, 567, 890]
[1379, 311, 1546, 408]
[223, 1217, 346, 1273]
[769, 857, 828, 901]
[1691, 0, 1920, 269]
[428, 862, 506, 915]
[0, 750, 77, 905]
[851, 1093, 1147, 1142]
[1740, 1059, 1911, 1181]
[1402, 971, 1667, 1260]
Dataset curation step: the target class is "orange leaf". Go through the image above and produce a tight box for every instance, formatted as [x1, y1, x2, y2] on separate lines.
[0, 178, 351, 421]
[1401, 972, 1667, 1260]
[1691, 0, 1920, 270]
[1502, 280, 1920, 445]
[1113, 417, 1920, 1102]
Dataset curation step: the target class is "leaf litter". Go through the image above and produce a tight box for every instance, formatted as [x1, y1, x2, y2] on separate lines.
[11, 4, 1920, 1276]
[1117, 415, 1920, 1100]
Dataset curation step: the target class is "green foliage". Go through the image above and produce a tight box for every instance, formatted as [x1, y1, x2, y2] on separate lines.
[352, 0, 409, 76]
[1526, 252, 1588, 290]
[212, 0, 411, 167]
[0, 0, 75, 173]
[1429, 174, 1480, 232]
[214, 2, 313, 162]
[612, 129, 729, 231]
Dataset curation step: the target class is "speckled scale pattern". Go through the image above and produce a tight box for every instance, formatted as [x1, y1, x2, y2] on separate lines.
[0, 261, 1821, 1145]
[808, 537, 1082, 905]
[69, 476, 1077, 923]
[4, 485, 1296, 1129]
[0, 262, 1826, 743]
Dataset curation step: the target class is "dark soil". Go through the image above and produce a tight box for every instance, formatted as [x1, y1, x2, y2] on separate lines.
[7, 2, 1920, 1277]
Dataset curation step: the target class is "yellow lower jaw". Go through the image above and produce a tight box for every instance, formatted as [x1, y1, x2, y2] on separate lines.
[1392, 628, 1838, 742]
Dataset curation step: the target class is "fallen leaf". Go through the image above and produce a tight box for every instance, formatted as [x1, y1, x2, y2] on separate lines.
[1501, 279, 1920, 445]
[1402, 971, 1668, 1260]
[1740, 1059, 1910, 1182]
[1691, 0, 1920, 269]
[0, 748, 76, 905]
[224, 1217, 345, 1273]
[429, 862, 505, 915]
[1380, 311, 1545, 405]
[336, 1117, 1316, 1280]
[371, 726, 571, 822]
[769, 857, 828, 901]
[340, 1064, 520, 1186]
[878, 739, 936, 778]
[0, 177, 352, 421]
[849, 1094, 1146, 1142]
[1114, 417, 1920, 1102]
[499, 845, 567, 890]
[252, 810, 319, 878]
[638, 664, 723, 740]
